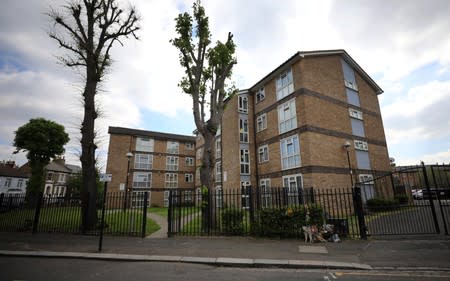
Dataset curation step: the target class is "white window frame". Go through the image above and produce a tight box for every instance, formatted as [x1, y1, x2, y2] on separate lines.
[167, 141, 179, 154]
[46, 173, 53, 181]
[58, 173, 66, 183]
[278, 98, 297, 134]
[260, 178, 271, 208]
[4, 178, 11, 187]
[185, 173, 194, 183]
[215, 138, 221, 158]
[280, 135, 301, 170]
[17, 179, 23, 188]
[240, 149, 250, 175]
[215, 161, 222, 182]
[258, 145, 269, 163]
[166, 156, 179, 171]
[276, 69, 294, 100]
[238, 95, 248, 113]
[165, 173, 178, 188]
[256, 87, 265, 103]
[185, 157, 194, 166]
[136, 137, 154, 152]
[354, 140, 368, 151]
[185, 142, 194, 150]
[345, 80, 359, 91]
[133, 172, 152, 189]
[239, 118, 249, 143]
[349, 108, 363, 120]
[134, 153, 153, 170]
[241, 181, 251, 209]
[216, 186, 223, 208]
[282, 174, 303, 206]
[256, 113, 267, 132]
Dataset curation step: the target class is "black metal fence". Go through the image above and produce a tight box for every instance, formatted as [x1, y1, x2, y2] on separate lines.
[168, 186, 366, 239]
[0, 192, 149, 237]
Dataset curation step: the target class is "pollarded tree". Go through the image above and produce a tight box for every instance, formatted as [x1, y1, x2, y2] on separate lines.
[48, 0, 140, 230]
[14, 118, 69, 197]
[171, 1, 237, 193]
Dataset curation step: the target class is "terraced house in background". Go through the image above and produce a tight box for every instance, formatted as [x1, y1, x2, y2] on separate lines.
[106, 49, 391, 207]
[106, 127, 196, 207]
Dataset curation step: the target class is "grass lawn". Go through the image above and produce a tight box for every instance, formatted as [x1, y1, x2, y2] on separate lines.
[148, 207, 168, 218]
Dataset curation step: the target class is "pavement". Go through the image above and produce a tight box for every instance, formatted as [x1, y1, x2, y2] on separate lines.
[0, 232, 449, 271]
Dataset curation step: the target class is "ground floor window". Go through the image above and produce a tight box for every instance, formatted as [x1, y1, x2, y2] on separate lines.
[241, 181, 251, 209]
[131, 191, 150, 208]
[260, 178, 271, 208]
[282, 174, 303, 206]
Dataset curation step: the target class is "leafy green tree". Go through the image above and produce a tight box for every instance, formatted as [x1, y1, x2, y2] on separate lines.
[171, 1, 237, 192]
[14, 118, 69, 196]
[48, 0, 140, 230]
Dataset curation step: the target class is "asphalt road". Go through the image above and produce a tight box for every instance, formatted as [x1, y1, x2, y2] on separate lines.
[1, 257, 450, 281]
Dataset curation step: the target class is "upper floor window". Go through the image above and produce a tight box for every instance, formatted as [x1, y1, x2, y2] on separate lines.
[239, 118, 249, 143]
[280, 135, 301, 170]
[215, 138, 221, 158]
[256, 114, 267, 132]
[256, 87, 265, 103]
[133, 172, 152, 188]
[349, 108, 363, 120]
[185, 142, 194, 150]
[346, 88, 360, 107]
[185, 173, 194, 183]
[165, 173, 178, 188]
[58, 173, 66, 183]
[46, 172, 53, 181]
[4, 178, 11, 187]
[354, 140, 370, 170]
[136, 137, 154, 152]
[258, 145, 269, 163]
[240, 149, 250, 175]
[278, 99, 297, 134]
[276, 69, 294, 100]
[215, 162, 222, 182]
[135, 154, 153, 170]
[238, 95, 248, 113]
[341, 59, 358, 91]
[351, 118, 365, 137]
[167, 141, 179, 154]
[166, 156, 179, 171]
[185, 157, 194, 166]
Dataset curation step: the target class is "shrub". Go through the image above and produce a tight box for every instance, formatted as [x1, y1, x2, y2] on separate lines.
[394, 195, 409, 204]
[367, 198, 399, 212]
[221, 207, 244, 235]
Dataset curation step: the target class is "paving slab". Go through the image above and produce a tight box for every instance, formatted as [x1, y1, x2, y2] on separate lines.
[298, 245, 328, 254]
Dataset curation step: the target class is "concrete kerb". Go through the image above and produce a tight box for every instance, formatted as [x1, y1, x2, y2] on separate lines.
[0, 250, 372, 270]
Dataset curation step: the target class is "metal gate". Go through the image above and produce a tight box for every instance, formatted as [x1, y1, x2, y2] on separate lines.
[362, 163, 450, 236]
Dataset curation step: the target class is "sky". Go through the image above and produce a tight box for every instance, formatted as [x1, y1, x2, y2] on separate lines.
[1, 0, 450, 169]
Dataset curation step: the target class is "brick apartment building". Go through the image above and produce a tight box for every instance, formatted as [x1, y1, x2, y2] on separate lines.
[106, 127, 196, 207]
[210, 49, 391, 202]
[106, 49, 391, 206]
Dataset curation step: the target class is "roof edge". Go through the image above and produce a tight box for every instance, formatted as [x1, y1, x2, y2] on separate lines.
[108, 126, 196, 142]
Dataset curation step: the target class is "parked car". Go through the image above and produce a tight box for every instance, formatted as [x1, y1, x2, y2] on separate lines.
[411, 189, 423, 200]
[422, 188, 450, 200]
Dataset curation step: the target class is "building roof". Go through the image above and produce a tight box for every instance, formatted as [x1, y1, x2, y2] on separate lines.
[108, 126, 196, 142]
[0, 163, 28, 178]
[250, 49, 383, 95]
[19, 161, 81, 175]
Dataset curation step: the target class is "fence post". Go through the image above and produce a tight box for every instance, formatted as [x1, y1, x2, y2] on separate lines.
[422, 163, 441, 234]
[249, 186, 254, 234]
[167, 190, 173, 237]
[98, 181, 108, 252]
[430, 165, 448, 235]
[141, 191, 148, 238]
[32, 192, 43, 234]
[352, 187, 367, 239]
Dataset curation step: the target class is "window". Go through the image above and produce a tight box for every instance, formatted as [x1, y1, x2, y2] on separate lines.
[185, 142, 194, 150]
[135, 154, 153, 170]
[58, 173, 66, 183]
[346, 88, 360, 107]
[283, 174, 303, 205]
[185, 173, 194, 183]
[136, 137, 154, 152]
[185, 157, 194, 166]
[17, 179, 23, 188]
[215, 138, 221, 158]
[238, 95, 248, 113]
[341, 59, 358, 91]
[131, 191, 150, 208]
[280, 135, 301, 170]
[349, 108, 363, 120]
[258, 145, 269, 163]
[278, 99, 297, 134]
[356, 150, 371, 170]
[46, 173, 53, 181]
[256, 114, 267, 132]
[351, 118, 365, 137]
[241, 181, 251, 209]
[167, 141, 179, 154]
[216, 186, 223, 208]
[165, 173, 178, 188]
[164, 191, 170, 207]
[240, 149, 250, 175]
[215, 162, 222, 182]
[358, 174, 375, 203]
[256, 87, 265, 103]
[276, 69, 294, 100]
[260, 178, 271, 208]
[166, 156, 179, 171]
[133, 172, 152, 188]
[4, 178, 11, 187]
[239, 118, 249, 143]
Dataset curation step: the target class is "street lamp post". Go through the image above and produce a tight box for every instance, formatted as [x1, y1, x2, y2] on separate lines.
[123, 152, 133, 211]
[344, 141, 354, 188]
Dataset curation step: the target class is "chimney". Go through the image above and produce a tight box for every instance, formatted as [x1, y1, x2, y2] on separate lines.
[5, 160, 15, 168]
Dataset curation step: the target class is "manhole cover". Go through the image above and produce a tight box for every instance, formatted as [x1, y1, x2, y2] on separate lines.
[298, 245, 328, 254]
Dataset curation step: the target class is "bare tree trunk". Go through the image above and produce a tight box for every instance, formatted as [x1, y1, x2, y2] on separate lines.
[200, 130, 217, 231]
[80, 78, 98, 230]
